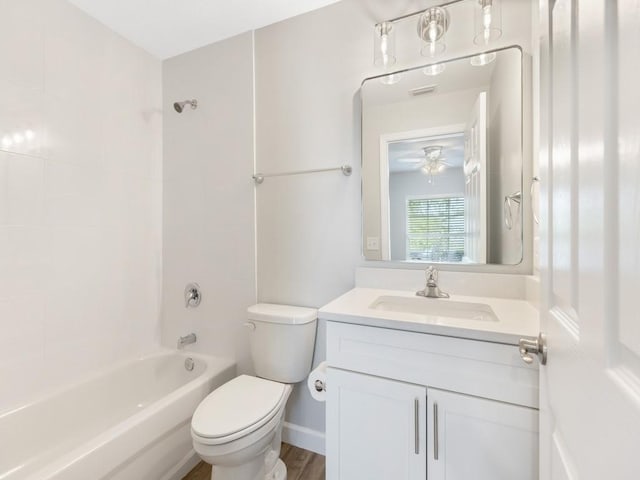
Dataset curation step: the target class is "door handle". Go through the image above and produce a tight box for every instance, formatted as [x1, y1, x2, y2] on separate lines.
[518, 333, 547, 365]
[433, 402, 439, 460]
[414, 398, 420, 455]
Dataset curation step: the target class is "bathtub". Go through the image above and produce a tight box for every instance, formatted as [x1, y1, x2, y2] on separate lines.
[0, 350, 235, 480]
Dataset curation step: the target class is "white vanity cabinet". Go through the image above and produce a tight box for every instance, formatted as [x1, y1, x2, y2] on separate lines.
[326, 369, 427, 480]
[427, 388, 538, 480]
[325, 321, 539, 480]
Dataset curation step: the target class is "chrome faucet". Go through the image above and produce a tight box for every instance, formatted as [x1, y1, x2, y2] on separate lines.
[416, 266, 450, 299]
[177, 333, 197, 349]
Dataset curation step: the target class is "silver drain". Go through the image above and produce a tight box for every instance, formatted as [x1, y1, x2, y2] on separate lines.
[184, 357, 195, 371]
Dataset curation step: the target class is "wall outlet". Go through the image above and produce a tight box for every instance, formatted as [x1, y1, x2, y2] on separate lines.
[366, 237, 380, 251]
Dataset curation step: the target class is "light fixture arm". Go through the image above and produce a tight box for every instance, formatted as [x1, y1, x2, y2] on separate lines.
[379, 0, 466, 26]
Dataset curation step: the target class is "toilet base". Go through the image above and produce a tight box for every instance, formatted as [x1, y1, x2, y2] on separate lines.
[203, 414, 287, 480]
[267, 459, 287, 480]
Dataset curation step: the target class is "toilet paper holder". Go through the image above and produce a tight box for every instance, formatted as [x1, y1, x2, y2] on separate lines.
[314, 379, 326, 392]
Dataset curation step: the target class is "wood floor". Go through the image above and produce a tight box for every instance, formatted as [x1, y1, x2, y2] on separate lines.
[182, 443, 325, 480]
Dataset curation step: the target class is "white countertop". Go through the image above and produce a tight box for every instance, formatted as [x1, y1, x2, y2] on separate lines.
[319, 287, 540, 345]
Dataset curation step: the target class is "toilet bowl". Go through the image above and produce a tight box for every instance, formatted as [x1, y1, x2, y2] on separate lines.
[191, 304, 317, 480]
[192, 375, 293, 480]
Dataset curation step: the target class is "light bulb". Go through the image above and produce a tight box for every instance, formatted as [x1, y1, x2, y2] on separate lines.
[13, 133, 24, 144]
[2, 136, 13, 148]
[474, 0, 502, 45]
[483, 4, 492, 29]
[429, 22, 438, 43]
[374, 22, 396, 67]
[24, 129, 35, 141]
[380, 33, 389, 65]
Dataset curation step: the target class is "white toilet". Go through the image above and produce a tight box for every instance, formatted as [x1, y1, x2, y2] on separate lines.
[191, 304, 318, 480]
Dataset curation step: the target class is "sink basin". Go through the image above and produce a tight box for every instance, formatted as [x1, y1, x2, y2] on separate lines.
[369, 295, 498, 322]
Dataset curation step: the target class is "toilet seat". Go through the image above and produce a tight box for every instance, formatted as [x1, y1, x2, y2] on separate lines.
[191, 375, 288, 446]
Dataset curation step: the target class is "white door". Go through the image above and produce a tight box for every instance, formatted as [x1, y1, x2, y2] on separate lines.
[326, 368, 427, 480]
[463, 91, 487, 263]
[427, 388, 538, 480]
[539, 0, 640, 478]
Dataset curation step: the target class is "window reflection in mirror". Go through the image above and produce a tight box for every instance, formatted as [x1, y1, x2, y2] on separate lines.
[361, 46, 524, 266]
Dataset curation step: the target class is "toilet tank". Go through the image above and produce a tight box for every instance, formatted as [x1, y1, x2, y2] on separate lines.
[247, 304, 318, 384]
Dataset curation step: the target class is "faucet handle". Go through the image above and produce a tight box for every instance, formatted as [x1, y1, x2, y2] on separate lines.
[425, 266, 438, 283]
[185, 283, 201, 308]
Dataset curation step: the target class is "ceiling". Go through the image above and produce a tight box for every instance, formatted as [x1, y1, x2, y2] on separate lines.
[67, 0, 342, 59]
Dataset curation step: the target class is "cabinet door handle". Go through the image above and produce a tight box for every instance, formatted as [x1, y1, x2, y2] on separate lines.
[433, 402, 439, 460]
[414, 398, 420, 455]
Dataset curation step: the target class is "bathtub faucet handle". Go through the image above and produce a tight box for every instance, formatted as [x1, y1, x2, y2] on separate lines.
[185, 283, 201, 308]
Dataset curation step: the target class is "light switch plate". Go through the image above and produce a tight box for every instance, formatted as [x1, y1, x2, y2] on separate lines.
[366, 237, 380, 251]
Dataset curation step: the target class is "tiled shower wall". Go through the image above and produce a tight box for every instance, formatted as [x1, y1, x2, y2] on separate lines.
[0, 0, 162, 412]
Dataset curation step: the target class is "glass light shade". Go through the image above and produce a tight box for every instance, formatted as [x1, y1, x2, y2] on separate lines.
[379, 72, 401, 85]
[420, 41, 446, 59]
[423, 63, 446, 76]
[470, 52, 497, 66]
[374, 22, 396, 67]
[417, 7, 449, 60]
[474, 0, 502, 45]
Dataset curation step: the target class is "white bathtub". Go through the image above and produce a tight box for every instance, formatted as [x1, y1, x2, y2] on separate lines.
[0, 350, 235, 480]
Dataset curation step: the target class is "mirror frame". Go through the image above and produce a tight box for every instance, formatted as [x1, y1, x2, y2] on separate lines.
[360, 45, 534, 274]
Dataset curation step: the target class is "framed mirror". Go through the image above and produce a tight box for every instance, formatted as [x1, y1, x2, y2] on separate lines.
[361, 46, 525, 266]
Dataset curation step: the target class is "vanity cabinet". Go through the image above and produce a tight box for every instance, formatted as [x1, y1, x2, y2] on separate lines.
[326, 369, 427, 480]
[427, 388, 538, 480]
[325, 321, 539, 480]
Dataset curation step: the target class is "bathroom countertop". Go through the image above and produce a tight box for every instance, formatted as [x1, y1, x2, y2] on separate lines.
[319, 287, 540, 345]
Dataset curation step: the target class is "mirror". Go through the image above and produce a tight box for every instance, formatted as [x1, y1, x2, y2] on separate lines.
[361, 46, 524, 265]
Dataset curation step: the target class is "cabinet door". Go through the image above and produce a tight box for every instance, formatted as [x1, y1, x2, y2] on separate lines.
[427, 388, 538, 480]
[326, 368, 427, 480]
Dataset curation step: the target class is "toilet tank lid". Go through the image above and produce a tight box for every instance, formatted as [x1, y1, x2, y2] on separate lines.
[247, 303, 318, 324]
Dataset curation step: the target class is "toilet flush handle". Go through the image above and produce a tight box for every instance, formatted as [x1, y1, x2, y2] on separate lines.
[243, 322, 256, 331]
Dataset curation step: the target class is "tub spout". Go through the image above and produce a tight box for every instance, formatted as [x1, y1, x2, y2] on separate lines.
[177, 333, 197, 349]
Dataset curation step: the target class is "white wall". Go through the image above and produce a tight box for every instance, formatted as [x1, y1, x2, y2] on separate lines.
[0, 0, 162, 412]
[488, 51, 523, 264]
[253, 0, 370, 436]
[253, 0, 533, 439]
[161, 33, 256, 374]
[389, 168, 465, 260]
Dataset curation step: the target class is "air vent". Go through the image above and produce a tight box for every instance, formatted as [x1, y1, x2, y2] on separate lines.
[408, 84, 437, 96]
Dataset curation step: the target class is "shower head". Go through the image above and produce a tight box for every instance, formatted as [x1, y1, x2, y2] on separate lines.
[173, 99, 198, 113]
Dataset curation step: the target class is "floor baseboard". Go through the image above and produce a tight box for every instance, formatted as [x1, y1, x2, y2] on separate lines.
[282, 422, 325, 456]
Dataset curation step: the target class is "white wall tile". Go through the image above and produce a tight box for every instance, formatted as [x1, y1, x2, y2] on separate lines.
[0, 0, 162, 413]
[0, 0, 45, 91]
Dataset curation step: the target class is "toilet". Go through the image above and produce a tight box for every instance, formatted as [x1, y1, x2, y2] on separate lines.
[191, 304, 318, 480]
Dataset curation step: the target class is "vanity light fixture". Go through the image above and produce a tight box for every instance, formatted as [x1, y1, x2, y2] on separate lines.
[372, 0, 503, 79]
[380, 72, 402, 85]
[470, 51, 497, 66]
[374, 21, 396, 67]
[374, 21, 401, 84]
[423, 63, 446, 76]
[474, 0, 502, 45]
[417, 7, 449, 59]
